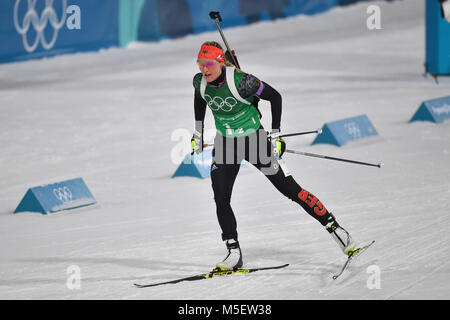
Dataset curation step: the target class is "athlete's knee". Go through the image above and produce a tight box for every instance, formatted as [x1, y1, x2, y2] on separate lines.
[267, 173, 301, 201]
[214, 195, 232, 208]
[212, 184, 232, 206]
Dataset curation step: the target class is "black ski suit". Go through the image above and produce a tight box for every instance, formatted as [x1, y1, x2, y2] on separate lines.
[193, 69, 335, 241]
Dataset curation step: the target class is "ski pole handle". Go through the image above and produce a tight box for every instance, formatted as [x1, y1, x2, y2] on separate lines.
[209, 11, 222, 22]
[285, 149, 382, 168]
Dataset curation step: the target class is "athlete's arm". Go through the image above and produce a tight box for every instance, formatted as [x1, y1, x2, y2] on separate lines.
[194, 89, 207, 124]
[193, 74, 207, 134]
[258, 82, 282, 131]
[238, 74, 282, 131]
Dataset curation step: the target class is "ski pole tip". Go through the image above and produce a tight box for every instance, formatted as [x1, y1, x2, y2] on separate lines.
[377, 162, 383, 168]
[317, 128, 323, 134]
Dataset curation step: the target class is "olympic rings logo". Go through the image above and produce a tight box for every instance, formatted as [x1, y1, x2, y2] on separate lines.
[205, 94, 237, 112]
[344, 121, 362, 139]
[53, 186, 73, 203]
[13, 0, 67, 53]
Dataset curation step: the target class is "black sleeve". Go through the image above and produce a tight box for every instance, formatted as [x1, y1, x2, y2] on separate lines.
[193, 73, 207, 131]
[258, 81, 282, 131]
[194, 89, 207, 123]
[237, 73, 282, 130]
[237, 74, 260, 98]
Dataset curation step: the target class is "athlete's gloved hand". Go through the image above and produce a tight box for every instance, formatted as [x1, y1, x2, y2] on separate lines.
[191, 130, 203, 155]
[270, 129, 286, 157]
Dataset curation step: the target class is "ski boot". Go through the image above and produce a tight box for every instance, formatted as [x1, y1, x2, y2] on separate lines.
[215, 239, 243, 271]
[326, 219, 356, 256]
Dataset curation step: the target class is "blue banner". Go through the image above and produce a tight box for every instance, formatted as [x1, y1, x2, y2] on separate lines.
[410, 96, 450, 123]
[172, 148, 214, 179]
[14, 177, 96, 214]
[0, 0, 119, 63]
[312, 115, 379, 147]
[136, 0, 339, 42]
[1, 0, 383, 63]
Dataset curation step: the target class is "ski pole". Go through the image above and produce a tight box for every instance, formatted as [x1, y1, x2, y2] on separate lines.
[270, 128, 322, 138]
[201, 129, 322, 149]
[285, 149, 382, 168]
[209, 11, 241, 69]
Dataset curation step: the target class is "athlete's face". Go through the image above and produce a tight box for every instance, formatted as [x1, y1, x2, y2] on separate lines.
[197, 59, 224, 83]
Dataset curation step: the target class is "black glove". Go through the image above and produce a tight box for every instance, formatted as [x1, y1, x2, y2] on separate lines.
[269, 129, 286, 157]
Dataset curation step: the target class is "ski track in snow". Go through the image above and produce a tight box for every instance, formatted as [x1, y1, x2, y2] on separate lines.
[1, 0, 450, 299]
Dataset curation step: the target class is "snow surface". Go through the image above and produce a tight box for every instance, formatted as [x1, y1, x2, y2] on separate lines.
[1, 0, 449, 300]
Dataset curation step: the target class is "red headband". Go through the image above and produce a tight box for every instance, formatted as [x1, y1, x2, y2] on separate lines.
[197, 45, 224, 62]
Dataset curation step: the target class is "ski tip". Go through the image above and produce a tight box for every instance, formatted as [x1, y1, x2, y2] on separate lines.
[266, 263, 289, 269]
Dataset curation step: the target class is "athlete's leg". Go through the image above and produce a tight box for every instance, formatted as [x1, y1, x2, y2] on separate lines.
[261, 161, 335, 225]
[244, 129, 333, 225]
[248, 131, 355, 254]
[211, 134, 242, 241]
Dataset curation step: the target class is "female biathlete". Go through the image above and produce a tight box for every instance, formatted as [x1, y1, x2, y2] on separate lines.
[192, 41, 355, 270]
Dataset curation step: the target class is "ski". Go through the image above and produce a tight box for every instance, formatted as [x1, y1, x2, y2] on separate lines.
[332, 240, 375, 280]
[134, 264, 289, 288]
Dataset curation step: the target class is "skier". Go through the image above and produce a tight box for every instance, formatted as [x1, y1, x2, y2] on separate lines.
[192, 41, 356, 271]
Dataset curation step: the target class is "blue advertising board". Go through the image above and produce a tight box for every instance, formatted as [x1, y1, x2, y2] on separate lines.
[410, 95, 450, 123]
[14, 177, 96, 214]
[172, 148, 246, 179]
[312, 114, 379, 147]
[172, 148, 214, 179]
